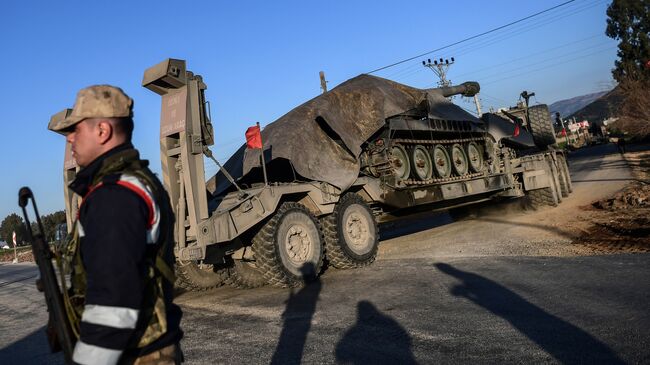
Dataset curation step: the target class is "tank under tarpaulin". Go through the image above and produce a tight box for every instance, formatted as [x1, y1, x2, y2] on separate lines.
[208, 75, 486, 197]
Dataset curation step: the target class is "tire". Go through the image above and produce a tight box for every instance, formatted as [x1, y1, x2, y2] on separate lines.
[528, 104, 557, 149]
[548, 156, 563, 204]
[558, 154, 573, 193]
[175, 261, 229, 291]
[527, 186, 558, 208]
[252, 202, 324, 288]
[556, 156, 570, 198]
[322, 193, 379, 269]
[225, 258, 267, 289]
[526, 158, 560, 208]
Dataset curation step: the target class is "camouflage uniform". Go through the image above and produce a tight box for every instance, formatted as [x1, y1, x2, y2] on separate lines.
[50, 85, 183, 365]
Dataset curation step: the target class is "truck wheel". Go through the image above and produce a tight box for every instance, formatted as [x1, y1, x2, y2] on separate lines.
[528, 104, 557, 149]
[322, 193, 379, 269]
[410, 145, 433, 180]
[527, 186, 558, 208]
[526, 159, 560, 208]
[556, 158, 570, 198]
[450, 143, 469, 176]
[175, 261, 229, 291]
[558, 154, 572, 194]
[252, 202, 324, 288]
[225, 258, 267, 289]
[431, 145, 452, 178]
[548, 156, 563, 204]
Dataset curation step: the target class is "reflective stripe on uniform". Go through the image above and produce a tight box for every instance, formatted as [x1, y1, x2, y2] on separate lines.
[73, 340, 123, 365]
[117, 174, 161, 244]
[77, 221, 85, 237]
[81, 304, 139, 329]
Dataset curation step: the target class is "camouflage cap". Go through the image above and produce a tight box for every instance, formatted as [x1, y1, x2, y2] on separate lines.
[49, 85, 133, 133]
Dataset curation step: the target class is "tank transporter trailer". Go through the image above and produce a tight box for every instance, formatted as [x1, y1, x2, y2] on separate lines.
[55, 58, 571, 290]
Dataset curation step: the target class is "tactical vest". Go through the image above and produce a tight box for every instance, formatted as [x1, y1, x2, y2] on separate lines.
[58, 148, 176, 349]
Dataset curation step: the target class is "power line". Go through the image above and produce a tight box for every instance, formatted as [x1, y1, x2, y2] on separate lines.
[365, 0, 577, 74]
[434, 41, 615, 89]
[452, 33, 603, 80]
[380, 0, 606, 85]
[480, 45, 617, 86]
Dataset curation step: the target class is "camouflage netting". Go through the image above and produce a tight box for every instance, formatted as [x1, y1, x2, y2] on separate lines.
[207, 74, 483, 197]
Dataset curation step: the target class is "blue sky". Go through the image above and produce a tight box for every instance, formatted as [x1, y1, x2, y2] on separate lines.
[1, 0, 617, 220]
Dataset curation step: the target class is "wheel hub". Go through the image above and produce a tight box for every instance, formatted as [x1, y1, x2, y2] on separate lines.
[285, 225, 312, 263]
[345, 212, 368, 249]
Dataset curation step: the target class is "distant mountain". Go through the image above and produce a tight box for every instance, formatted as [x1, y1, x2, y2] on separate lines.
[548, 91, 609, 118]
[568, 87, 624, 124]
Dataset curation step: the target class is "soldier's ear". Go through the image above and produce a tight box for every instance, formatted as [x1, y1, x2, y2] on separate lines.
[97, 120, 114, 144]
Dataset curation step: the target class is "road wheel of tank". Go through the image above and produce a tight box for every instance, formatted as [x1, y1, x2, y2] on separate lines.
[322, 193, 379, 269]
[450, 143, 469, 176]
[410, 145, 433, 180]
[557, 154, 573, 194]
[431, 145, 452, 178]
[175, 260, 229, 291]
[225, 258, 267, 289]
[466, 142, 484, 173]
[391, 145, 411, 181]
[252, 202, 324, 288]
[528, 104, 557, 149]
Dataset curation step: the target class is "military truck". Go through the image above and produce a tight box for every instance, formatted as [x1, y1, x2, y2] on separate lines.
[56, 58, 571, 290]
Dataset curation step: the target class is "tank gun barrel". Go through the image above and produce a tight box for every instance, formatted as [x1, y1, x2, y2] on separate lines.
[436, 81, 480, 97]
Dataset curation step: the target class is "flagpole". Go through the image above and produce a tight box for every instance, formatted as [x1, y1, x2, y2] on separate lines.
[257, 122, 269, 187]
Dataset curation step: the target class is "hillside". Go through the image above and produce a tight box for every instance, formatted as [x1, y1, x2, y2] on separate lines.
[568, 86, 624, 123]
[549, 91, 609, 118]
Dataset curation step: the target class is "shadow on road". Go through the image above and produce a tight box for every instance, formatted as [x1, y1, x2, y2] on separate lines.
[379, 212, 453, 241]
[0, 326, 63, 365]
[435, 263, 625, 365]
[335, 300, 418, 365]
[270, 263, 322, 365]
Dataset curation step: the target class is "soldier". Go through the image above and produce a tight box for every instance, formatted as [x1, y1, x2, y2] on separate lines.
[48, 85, 183, 365]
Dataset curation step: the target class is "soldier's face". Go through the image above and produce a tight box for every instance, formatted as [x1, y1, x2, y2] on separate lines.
[66, 120, 103, 168]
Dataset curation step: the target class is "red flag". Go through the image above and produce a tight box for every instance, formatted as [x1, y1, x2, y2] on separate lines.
[513, 123, 520, 137]
[245, 125, 262, 149]
[561, 128, 567, 137]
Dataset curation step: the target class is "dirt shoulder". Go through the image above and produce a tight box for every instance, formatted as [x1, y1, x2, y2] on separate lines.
[572, 144, 650, 253]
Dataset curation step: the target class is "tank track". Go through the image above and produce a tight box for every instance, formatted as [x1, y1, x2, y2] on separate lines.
[391, 136, 487, 145]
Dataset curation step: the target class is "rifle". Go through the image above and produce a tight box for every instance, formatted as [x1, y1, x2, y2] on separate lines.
[18, 187, 75, 364]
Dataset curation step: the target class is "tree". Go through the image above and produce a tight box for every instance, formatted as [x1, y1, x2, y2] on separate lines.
[605, 0, 650, 83]
[0, 213, 26, 246]
[41, 210, 67, 243]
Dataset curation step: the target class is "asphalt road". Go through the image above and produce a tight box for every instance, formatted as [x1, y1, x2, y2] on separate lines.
[1, 143, 648, 364]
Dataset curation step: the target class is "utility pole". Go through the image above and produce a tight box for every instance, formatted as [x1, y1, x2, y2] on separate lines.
[423, 56, 482, 117]
[422, 57, 454, 87]
[319, 71, 328, 94]
[473, 94, 482, 117]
